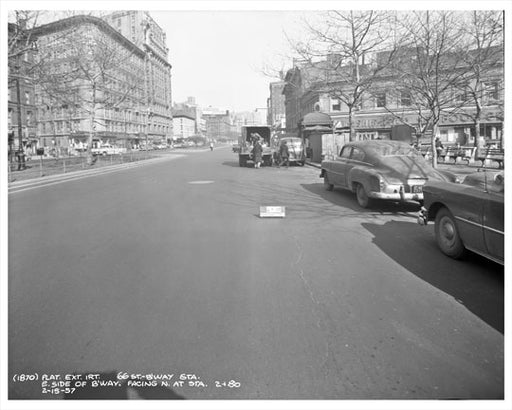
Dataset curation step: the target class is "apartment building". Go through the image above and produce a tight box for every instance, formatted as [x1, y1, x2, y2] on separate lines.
[103, 11, 173, 144]
[30, 15, 147, 151]
[7, 23, 38, 156]
[282, 48, 504, 149]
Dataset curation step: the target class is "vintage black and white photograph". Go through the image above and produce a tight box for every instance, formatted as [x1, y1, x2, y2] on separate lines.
[2, 1, 510, 409]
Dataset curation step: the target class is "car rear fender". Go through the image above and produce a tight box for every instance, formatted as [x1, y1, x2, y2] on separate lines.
[348, 167, 381, 193]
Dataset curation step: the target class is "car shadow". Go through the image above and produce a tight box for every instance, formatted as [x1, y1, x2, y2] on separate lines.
[301, 183, 422, 216]
[61, 371, 185, 400]
[362, 220, 504, 334]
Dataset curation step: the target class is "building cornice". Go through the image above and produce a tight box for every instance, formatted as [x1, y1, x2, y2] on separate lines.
[31, 15, 145, 58]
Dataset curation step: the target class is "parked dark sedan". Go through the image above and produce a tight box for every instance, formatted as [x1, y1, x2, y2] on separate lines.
[320, 140, 457, 208]
[418, 170, 504, 265]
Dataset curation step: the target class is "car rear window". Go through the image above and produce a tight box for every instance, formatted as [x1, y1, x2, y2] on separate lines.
[377, 146, 422, 157]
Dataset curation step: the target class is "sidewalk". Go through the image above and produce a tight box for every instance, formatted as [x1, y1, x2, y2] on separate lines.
[305, 159, 502, 178]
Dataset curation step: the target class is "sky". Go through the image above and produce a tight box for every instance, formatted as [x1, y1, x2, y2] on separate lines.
[151, 10, 309, 112]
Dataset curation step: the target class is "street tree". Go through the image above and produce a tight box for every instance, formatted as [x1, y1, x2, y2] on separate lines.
[454, 11, 504, 148]
[31, 16, 145, 164]
[391, 11, 469, 168]
[290, 10, 400, 141]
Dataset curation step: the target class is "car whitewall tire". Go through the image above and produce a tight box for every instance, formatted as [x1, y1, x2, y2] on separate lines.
[356, 183, 371, 208]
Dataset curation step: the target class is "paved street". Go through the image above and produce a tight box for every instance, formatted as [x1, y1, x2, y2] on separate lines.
[8, 147, 504, 400]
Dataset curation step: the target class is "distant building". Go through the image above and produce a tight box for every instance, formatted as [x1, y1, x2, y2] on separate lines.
[267, 80, 286, 130]
[173, 97, 204, 136]
[103, 11, 173, 143]
[203, 111, 233, 141]
[172, 112, 196, 140]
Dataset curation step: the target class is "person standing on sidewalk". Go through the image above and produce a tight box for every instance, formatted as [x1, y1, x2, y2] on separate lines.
[435, 137, 444, 160]
[278, 140, 289, 168]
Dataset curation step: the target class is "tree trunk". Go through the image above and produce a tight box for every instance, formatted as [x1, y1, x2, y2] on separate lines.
[86, 84, 96, 165]
[348, 107, 355, 141]
[431, 122, 439, 169]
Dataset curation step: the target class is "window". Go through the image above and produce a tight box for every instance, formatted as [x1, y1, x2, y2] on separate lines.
[400, 91, 411, 107]
[376, 93, 386, 108]
[485, 82, 499, 101]
[8, 109, 12, 126]
[26, 111, 32, 126]
[331, 100, 341, 111]
[24, 91, 30, 104]
[351, 148, 365, 161]
[340, 146, 352, 158]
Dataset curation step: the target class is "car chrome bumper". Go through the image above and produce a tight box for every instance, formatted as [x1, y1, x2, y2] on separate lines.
[417, 207, 428, 226]
[368, 192, 423, 201]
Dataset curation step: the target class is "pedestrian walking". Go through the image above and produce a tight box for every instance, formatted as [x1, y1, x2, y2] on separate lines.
[435, 137, 444, 160]
[209, 141, 214, 151]
[278, 140, 289, 168]
[251, 135, 263, 168]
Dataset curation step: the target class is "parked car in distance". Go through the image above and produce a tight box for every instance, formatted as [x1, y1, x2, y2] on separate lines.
[91, 144, 125, 155]
[320, 140, 458, 208]
[418, 170, 504, 265]
[276, 137, 306, 166]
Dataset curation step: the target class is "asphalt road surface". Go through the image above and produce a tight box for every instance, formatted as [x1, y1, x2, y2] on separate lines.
[8, 147, 504, 400]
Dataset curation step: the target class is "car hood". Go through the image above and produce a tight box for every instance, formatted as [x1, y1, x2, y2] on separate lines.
[378, 156, 446, 181]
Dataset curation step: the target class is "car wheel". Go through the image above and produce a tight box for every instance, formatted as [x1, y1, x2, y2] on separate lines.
[324, 172, 334, 191]
[435, 207, 466, 259]
[355, 183, 371, 208]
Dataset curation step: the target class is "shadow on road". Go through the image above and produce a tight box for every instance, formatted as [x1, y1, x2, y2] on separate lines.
[62, 371, 185, 400]
[301, 183, 421, 216]
[222, 161, 241, 168]
[362, 220, 504, 334]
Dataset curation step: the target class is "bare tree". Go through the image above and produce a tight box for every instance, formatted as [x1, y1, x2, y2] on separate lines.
[31, 17, 145, 164]
[393, 11, 469, 168]
[290, 10, 399, 141]
[454, 11, 504, 148]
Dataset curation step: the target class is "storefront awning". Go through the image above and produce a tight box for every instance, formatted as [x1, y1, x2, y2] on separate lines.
[302, 112, 333, 127]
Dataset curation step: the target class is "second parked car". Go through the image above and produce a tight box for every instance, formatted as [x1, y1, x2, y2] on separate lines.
[320, 140, 457, 208]
[418, 170, 504, 264]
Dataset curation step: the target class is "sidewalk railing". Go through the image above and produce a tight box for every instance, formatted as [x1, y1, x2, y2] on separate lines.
[7, 151, 162, 183]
